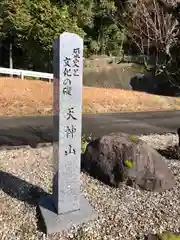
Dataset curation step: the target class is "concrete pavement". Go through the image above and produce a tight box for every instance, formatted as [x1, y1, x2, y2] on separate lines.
[0, 110, 179, 147]
[82, 110, 180, 136]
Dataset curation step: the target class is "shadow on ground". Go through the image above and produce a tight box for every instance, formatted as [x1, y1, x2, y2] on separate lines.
[157, 145, 180, 160]
[0, 171, 49, 233]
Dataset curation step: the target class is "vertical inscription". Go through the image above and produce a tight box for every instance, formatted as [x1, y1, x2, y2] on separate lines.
[53, 32, 83, 214]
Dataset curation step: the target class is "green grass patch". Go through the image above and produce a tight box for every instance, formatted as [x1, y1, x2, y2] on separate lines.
[157, 232, 180, 240]
[129, 135, 138, 143]
[124, 159, 133, 167]
[81, 134, 93, 153]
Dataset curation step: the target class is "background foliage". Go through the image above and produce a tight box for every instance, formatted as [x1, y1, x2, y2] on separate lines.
[0, 0, 179, 91]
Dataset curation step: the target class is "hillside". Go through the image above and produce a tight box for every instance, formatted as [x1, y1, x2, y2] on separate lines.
[0, 77, 180, 116]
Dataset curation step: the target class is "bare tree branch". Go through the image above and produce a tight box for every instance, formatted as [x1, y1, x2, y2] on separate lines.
[119, 0, 179, 62]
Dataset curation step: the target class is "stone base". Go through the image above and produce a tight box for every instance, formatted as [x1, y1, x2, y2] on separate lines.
[38, 195, 98, 234]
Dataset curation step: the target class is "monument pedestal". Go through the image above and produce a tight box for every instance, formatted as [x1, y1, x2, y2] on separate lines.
[39, 195, 98, 234]
[39, 32, 97, 235]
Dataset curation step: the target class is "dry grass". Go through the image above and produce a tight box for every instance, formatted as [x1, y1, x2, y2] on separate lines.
[0, 77, 180, 116]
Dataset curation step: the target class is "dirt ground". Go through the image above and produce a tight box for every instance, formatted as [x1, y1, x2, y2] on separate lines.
[0, 77, 180, 116]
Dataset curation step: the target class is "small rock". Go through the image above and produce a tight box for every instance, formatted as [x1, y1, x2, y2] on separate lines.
[178, 128, 180, 146]
[145, 233, 158, 240]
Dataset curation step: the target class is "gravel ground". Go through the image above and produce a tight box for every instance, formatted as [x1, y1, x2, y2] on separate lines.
[0, 133, 180, 240]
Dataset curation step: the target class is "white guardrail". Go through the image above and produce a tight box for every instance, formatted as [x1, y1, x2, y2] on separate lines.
[0, 67, 53, 80]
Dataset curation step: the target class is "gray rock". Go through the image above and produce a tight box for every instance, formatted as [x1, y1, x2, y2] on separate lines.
[145, 233, 158, 240]
[130, 72, 157, 93]
[82, 133, 175, 192]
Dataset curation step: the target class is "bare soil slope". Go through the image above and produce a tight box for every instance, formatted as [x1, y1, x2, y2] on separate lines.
[0, 77, 180, 116]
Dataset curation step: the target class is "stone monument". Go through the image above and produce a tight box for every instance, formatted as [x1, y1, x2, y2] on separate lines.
[39, 32, 97, 234]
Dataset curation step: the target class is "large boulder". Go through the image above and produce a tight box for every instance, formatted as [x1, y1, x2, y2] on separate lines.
[129, 72, 158, 94]
[130, 71, 180, 96]
[82, 133, 175, 192]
